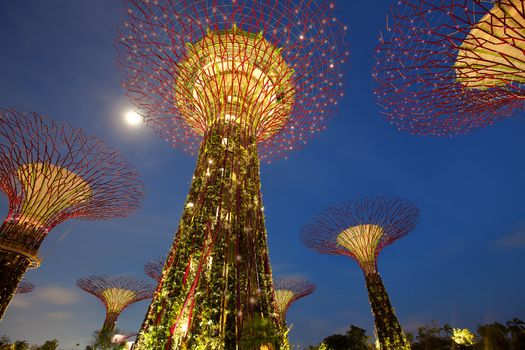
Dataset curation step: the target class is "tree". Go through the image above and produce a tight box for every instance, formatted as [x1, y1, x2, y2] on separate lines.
[35, 339, 58, 350]
[506, 318, 525, 350]
[322, 334, 349, 350]
[311, 325, 373, 350]
[345, 326, 370, 350]
[477, 322, 509, 350]
[411, 322, 451, 350]
[13, 341, 29, 350]
[0, 336, 11, 350]
[450, 328, 475, 350]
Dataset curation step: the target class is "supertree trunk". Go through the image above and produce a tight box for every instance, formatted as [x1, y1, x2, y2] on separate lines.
[135, 122, 281, 350]
[364, 272, 410, 350]
[102, 312, 119, 333]
[0, 251, 31, 318]
[0, 223, 37, 319]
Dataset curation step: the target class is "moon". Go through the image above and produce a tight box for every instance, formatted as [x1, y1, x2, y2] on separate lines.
[124, 110, 142, 126]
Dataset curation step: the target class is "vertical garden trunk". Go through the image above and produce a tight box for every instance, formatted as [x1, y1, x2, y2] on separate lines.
[0, 250, 31, 319]
[0, 222, 38, 319]
[102, 312, 119, 333]
[134, 122, 282, 350]
[364, 272, 410, 350]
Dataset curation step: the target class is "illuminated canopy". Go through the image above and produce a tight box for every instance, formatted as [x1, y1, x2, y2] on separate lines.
[273, 277, 315, 325]
[17, 162, 92, 226]
[455, 0, 525, 89]
[337, 224, 384, 274]
[176, 27, 295, 140]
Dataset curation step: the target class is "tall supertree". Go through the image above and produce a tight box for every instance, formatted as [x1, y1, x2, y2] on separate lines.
[273, 277, 315, 328]
[301, 196, 420, 350]
[77, 275, 154, 333]
[117, 1, 348, 348]
[373, 0, 525, 136]
[15, 280, 34, 294]
[0, 109, 144, 319]
[144, 258, 164, 283]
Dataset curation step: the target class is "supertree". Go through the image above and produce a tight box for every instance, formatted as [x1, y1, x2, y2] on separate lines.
[144, 258, 164, 283]
[117, 1, 348, 348]
[15, 280, 34, 294]
[0, 109, 144, 319]
[373, 0, 525, 136]
[273, 277, 315, 328]
[301, 196, 420, 350]
[76, 275, 154, 333]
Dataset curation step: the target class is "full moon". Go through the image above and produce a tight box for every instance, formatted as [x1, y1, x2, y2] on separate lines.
[124, 110, 142, 126]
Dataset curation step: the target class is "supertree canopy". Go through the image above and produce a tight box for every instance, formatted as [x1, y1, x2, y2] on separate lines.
[301, 196, 419, 350]
[144, 258, 164, 282]
[77, 275, 154, 333]
[373, 0, 525, 136]
[0, 109, 144, 319]
[15, 280, 34, 294]
[273, 277, 315, 327]
[117, 1, 347, 349]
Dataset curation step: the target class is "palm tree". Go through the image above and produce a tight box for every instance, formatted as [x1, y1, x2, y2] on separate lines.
[506, 318, 525, 350]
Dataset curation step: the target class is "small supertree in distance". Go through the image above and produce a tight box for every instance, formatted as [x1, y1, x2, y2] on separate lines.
[77, 275, 155, 333]
[117, 1, 348, 348]
[301, 196, 420, 350]
[144, 258, 164, 283]
[0, 109, 144, 319]
[15, 280, 34, 294]
[273, 277, 315, 328]
[373, 0, 525, 136]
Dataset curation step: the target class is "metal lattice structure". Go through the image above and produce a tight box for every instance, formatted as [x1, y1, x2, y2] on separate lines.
[77, 275, 154, 333]
[273, 277, 315, 327]
[0, 109, 144, 319]
[118, 0, 348, 159]
[373, 0, 525, 136]
[144, 258, 164, 282]
[15, 280, 34, 294]
[301, 196, 420, 350]
[117, 1, 348, 349]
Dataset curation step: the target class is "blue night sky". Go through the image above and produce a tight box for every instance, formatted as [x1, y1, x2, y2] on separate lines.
[1, 1, 524, 349]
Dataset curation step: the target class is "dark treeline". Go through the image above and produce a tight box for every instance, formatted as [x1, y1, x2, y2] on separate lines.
[0, 329, 125, 350]
[306, 318, 525, 350]
[0, 336, 58, 350]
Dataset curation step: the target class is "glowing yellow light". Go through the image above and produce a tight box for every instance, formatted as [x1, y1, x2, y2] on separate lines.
[17, 162, 92, 226]
[337, 224, 384, 274]
[274, 289, 295, 319]
[452, 328, 475, 345]
[124, 110, 142, 126]
[175, 28, 295, 139]
[455, 0, 525, 89]
[102, 288, 137, 313]
[181, 322, 188, 333]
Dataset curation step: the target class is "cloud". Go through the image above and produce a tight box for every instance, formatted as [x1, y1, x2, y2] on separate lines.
[10, 296, 31, 309]
[44, 310, 74, 321]
[35, 286, 81, 306]
[493, 226, 525, 249]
